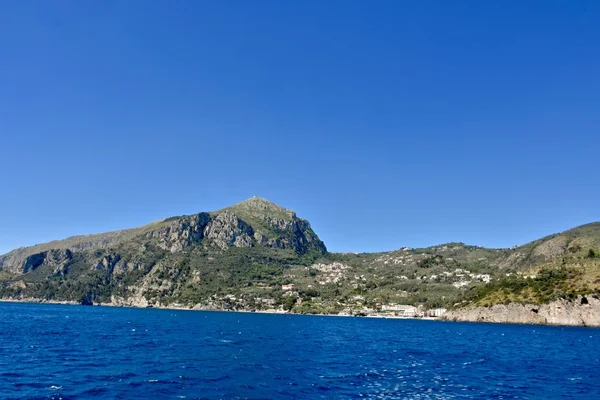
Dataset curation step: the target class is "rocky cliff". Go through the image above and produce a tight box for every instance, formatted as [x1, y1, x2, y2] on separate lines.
[443, 295, 600, 327]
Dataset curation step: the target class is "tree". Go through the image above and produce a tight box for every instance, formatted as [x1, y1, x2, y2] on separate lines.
[588, 249, 597, 259]
[282, 296, 297, 311]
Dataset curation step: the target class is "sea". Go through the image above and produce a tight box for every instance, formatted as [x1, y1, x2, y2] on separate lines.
[0, 302, 598, 399]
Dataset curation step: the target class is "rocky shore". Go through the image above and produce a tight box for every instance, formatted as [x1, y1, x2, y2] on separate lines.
[443, 295, 600, 327]
[4, 296, 600, 327]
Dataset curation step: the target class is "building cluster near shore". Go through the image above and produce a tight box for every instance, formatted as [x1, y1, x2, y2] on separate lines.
[193, 286, 451, 318]
[380, 303, 446, 318]
[211, 288, 448, 318]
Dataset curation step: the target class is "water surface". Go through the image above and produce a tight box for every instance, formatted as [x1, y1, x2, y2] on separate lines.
[0, 302, 598, 399]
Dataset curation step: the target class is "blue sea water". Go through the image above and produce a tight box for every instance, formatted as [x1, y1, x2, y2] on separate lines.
[0, 302, 598, 399]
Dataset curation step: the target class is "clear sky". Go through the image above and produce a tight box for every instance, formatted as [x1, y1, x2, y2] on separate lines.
[1, 1, 599, 255]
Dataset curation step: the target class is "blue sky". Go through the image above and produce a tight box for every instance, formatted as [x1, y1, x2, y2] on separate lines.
[1, 1, 599, 254]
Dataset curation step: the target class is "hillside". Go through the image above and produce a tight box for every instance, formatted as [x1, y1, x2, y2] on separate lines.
[443, 224, 600, 326]
[453, 223, 600, 307]
[1, 198, 599, 317]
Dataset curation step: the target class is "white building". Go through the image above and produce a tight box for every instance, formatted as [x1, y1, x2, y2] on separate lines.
[381, 304, 417, 317]
[428, 308, 447, 317]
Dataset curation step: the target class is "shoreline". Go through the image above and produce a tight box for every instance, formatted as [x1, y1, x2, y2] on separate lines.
[0, 297, 441, 321]
[3, 297, 598, 328]
[443, 296, 600, 328]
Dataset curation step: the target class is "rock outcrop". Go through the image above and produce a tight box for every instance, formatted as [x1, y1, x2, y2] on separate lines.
[92, 254, 121, 272]
[203, 211, 254, 250]
[444, 295, 600, 327]
[221, 197, 326, 254]
[146, 212, 211, 252]
[6, 249, 73, 275]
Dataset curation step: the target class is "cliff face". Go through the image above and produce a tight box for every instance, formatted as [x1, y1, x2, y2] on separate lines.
[443, 295, 600, 327]
[21, 249, 72, 275]
[219, 196, 326, 254]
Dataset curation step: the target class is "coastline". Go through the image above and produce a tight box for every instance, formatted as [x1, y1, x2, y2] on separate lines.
[1, 297, 598, 327]
[0, 297, 442, 321]
[443, 295, 600, 328]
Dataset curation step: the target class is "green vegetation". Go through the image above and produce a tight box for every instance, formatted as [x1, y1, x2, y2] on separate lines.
[588, 249, 597, 259]
[462, 259, 600, 307]
[1, 198, 600, 312]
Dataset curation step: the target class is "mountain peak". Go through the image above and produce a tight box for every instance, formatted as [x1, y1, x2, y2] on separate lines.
[238, 196, 286, 209]
[224, 197, 294, 220]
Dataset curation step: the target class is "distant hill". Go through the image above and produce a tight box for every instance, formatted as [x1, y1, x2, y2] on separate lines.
[457, 223, 600, 308]
[1, 197, 599, 315]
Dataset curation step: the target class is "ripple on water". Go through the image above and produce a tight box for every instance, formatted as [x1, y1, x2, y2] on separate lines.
[1, 303, 600, 399]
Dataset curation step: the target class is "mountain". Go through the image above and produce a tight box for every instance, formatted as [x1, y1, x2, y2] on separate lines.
[0, 197, 599, 319]
[0, 197, 326, 275]
[0, 197, 325, 307]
